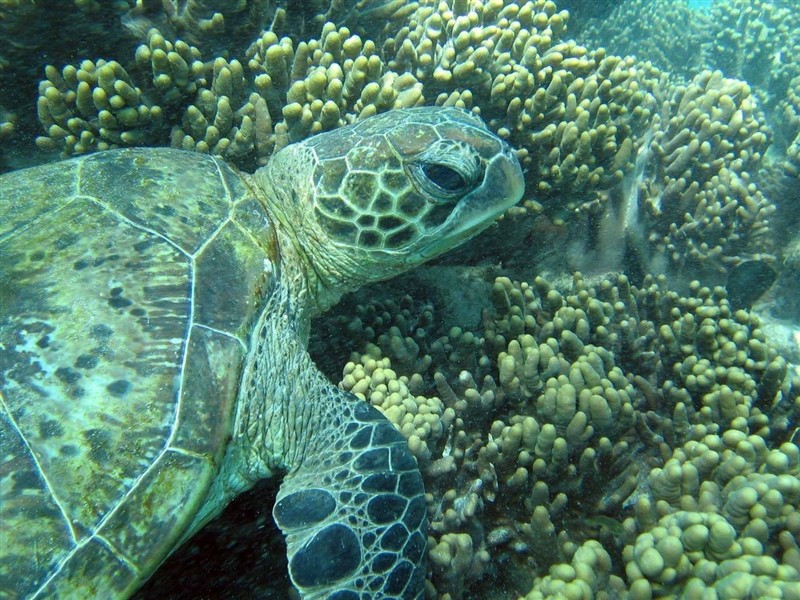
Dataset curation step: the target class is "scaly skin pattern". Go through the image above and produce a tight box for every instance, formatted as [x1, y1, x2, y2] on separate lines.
[0, 107, 524, 599]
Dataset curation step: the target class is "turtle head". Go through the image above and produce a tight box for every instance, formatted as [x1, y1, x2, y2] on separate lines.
[256, 107, 524, 310]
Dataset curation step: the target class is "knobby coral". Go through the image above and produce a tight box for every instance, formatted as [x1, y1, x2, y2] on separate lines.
[310, 269, 799, 598]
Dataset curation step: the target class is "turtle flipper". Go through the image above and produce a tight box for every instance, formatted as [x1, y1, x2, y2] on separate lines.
[274, 393, 427, 599]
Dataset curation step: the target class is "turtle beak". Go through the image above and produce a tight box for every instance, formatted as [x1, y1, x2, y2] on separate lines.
[417, 147, 524, 260]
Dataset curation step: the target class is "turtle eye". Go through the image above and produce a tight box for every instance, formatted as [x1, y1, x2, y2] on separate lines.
[422, 163, 467, 193]
[408, 160, 475, 203]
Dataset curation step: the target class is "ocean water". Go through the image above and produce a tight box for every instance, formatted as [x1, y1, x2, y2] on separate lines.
[1, 1, 798, 599]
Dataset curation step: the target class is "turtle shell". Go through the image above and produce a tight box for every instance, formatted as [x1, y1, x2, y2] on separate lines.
[0, 148, 276, 597]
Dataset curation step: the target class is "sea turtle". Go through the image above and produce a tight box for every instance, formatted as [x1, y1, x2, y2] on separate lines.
[0, 106, 524, 599]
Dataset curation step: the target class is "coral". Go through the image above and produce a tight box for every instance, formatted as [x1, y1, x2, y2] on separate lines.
[623, 442, 800, 598]
[34, 28, 211, 155]
[341, 352, 453, 468]
[577, 0, 800, 114]
[35, 22, 426, 166]
[239, 23, 425, 162]
[170, 56, 264, 161]
[35, 59, 166, 154]
[573, 1, 796, 281]
[121, 0, 275, 57]
[778, 75, 800, 175]
[30, 0, 670, 217]
[0, 1, 133, 154]
[521, 539, 627, 599]
[311, 270, 799, 598]
[636, 70, 774, 278]
[576, 0, 709, 83]
[169, 0, 666, 182]
[702, 0, 800, 113]
[0, 108, 14, 144]
[134, 28, 208, 106]
[381, 0, 664, 216]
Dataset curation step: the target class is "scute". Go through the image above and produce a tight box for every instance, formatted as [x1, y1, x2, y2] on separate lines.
[0, 408, 73, 597]
[0, 157, 80, 241]
[79, 148, 236, 255]
[1, 197, 191, 535]
[0, 148, 271, 597]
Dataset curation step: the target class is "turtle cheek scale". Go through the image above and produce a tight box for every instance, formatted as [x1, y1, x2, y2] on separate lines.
[306, 138, 523, 265]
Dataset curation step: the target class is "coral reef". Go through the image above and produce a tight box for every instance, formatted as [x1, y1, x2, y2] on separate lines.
[635, 69, 774, 279]
[32, 0, 665, 197]
[0, 0, 132, 149]
[121, 0, 275, 57]
[310, 270, 800, 599]
[574, 0, 797, 283]
[379, 0, 662, 214]
[23, 0, 783, 287]
[577, 0, 800, 111]
[702, 0, 800, 113]
[622, 449, 800, 598]
[575, 0, 710, 83]
[3, 1, 800, 595]
[35, 58, 168, 154]
[778, 75, 800, 176]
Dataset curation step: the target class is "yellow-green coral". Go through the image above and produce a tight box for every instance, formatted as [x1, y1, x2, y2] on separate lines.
[35, 59, 165, 154]
[340, 352, 453, 467]
[382, 0, 662, 213]
[576, 0, 708, 83]
[780, 75, 800, 179]
[570, 0, 791, 281]
[242, 24, 425, 158]
[635, 69, 774, 276]
[180, 17, 428, 167]
[310, 269, 799, 598]
[703, 0, 800, 107]
[521, 539, 627, 599]
[0, 108, 14, 144]
[123, 0, 273, 56]
[623, 442, 800, 598]
[134, 28, 207, 105]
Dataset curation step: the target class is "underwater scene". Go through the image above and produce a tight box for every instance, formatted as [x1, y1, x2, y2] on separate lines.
[1, 0, 799, 598]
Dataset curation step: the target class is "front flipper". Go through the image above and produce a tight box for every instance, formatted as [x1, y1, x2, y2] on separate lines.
[273, 392, 427, 599]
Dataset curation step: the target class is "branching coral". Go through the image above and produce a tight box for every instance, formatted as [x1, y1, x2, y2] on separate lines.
[622, 442, 800, 598]
[32, 0, 668, 216]
[381, 0, 664, 216]
[121, 0, 275, 57]
[571, 0, 795, 282]
[34, 28, 209, 155]
[575, 0, 709, 83]
[35, 59, 166, 154]
[310, 270, 799, 599]
[779, 75, 800, 177]
[576, 0, 800, 113]
[241, 24, 425, 160]
[636, 69, 774, 277]
[702, 0, 800, 112]
[0, 108, 14, 144]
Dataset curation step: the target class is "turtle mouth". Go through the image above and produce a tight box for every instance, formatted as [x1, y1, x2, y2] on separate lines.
[416, 150, 524, 260]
